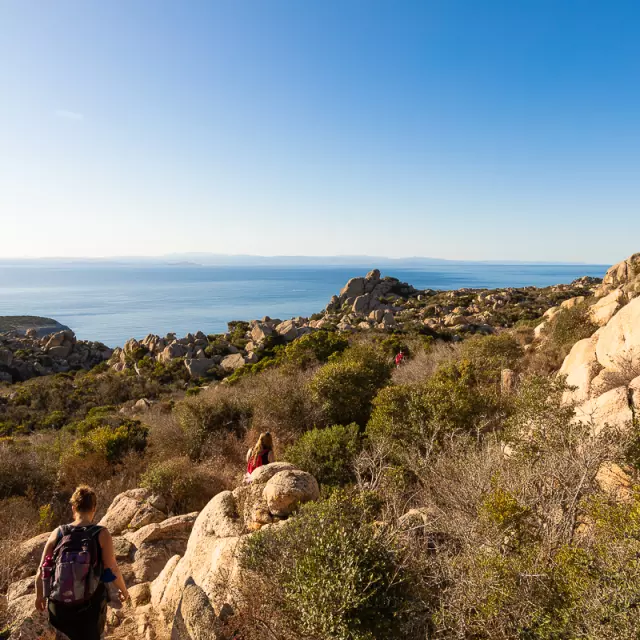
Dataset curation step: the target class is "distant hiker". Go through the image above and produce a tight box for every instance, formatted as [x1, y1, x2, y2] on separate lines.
[246, 431, 275, 477]
[395, 350, 406, 368]
[35, 485, 130, 640]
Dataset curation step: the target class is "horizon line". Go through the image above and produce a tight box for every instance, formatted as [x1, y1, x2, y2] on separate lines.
[0, 252, 613, 266]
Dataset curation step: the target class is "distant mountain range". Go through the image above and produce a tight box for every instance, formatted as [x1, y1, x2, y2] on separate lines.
[0, 254, 605, 267]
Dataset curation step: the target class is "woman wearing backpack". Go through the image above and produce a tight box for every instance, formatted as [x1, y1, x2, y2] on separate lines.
[35, 485, 130, 640]
[246, 431, 275, 476]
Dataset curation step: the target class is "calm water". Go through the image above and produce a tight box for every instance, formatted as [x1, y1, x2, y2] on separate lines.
[0, 263, 608, 347]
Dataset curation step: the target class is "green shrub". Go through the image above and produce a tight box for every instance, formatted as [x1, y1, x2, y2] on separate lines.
[224, 356, 278, 384]
[377, 334, 411, 358]
[310, 345, 391, 426]
[240, 491, 417, 640]
[460, 334, 524, 381]
[504, 375, 576, 454]
[225, 320, 251, 350]
[40, 410, 67, 430]
[73, 419, 148, 464]
[368, 361, 499, 455]
[529, 304, 598, 373]
[141, 456, 223, 513]
[285, 424, 361, 487]
[283, 330, 349, 367]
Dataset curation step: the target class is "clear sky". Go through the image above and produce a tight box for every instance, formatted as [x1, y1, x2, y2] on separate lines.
[1, 1, 638, 263]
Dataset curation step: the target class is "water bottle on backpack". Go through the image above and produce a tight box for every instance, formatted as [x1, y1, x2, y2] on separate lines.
[41, 554, 54, 598]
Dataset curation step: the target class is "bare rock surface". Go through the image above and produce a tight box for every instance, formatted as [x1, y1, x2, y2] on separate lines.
[99, 488, 168, 535]
[263, 469, 320, 517]
[561, 287, 640, 435]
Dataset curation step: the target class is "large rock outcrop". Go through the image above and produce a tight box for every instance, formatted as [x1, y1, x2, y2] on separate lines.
[327, 269, 414, 316]
[560, 270, 640, 433]
[153, 465, 318, 638]
[5, 465, 319, 640]
[0, 327, 112, 384]
[595, 253, 640, 298]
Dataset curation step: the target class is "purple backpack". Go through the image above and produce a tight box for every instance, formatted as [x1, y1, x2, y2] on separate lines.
[49, 524, 103, 604]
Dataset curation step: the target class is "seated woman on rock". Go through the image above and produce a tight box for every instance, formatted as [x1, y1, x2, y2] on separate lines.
[35, 485, 130, 640]
[246, 431, 275, 476]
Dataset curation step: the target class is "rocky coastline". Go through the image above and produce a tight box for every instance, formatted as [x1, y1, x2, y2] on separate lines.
[0, 268, 603, 386]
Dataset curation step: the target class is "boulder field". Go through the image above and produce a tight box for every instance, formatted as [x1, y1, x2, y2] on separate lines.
[0, 329, 112, 384]
[6, 463, 319, 640]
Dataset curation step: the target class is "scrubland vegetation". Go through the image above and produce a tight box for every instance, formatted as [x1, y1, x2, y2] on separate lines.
[3, 300, 639, 638]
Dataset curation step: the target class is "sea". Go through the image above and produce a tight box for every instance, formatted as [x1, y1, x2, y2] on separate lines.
[0, 263, 608, 347]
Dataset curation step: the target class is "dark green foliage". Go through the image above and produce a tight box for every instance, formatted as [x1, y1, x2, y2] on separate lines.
[310, 344, 392, 426]
[0, 367, 178, 434]
[503, 375, 576, 453]
[226, 320, 251, 349]
[40, 410, 67, 430]
[377, 334, 411, 358]
[224, 356, 278, 384]
[283, 330, 349, 367]
[241, 491, 418, 640]
[285, 423, 361, 487]
[226, 331, 349, 385]
[367, 361, 500, 455]
[529, 304, 599, 373]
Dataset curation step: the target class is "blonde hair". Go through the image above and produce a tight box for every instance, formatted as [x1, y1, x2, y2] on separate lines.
[251, 432, 274, 459]
[70, 485, 97, 514]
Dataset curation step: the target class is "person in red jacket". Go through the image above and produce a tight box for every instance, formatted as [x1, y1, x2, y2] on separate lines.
[246, 432, 275, 476]
[395, 350, 405, 368]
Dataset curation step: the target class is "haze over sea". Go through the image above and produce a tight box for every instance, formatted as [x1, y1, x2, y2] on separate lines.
[0, 263, 608, 347]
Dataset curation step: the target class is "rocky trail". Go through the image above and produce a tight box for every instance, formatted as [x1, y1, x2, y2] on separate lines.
[7, 463, 319, 639]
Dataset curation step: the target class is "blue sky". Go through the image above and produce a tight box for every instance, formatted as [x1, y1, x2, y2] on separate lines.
[0, 0, 638, 263]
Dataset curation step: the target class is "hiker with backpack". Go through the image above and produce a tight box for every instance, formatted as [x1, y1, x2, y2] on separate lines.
[35, 485, 130, 640]
[246, 431, 275, 479]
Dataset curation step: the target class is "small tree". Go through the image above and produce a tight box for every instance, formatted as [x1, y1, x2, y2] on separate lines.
[310, 345, 391, 427]
[285, 423, 362, 487]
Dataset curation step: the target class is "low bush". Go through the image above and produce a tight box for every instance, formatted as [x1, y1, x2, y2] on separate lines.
[283, 330, 349, 367]
[548, 303, 597, 349]
[528, 304, 598, 374]
[0, 436, 58, 499]
[285, 423, 362, 487]
[239, 491, 420, 640]
[460, 333, 524, 381]
[391, 341, 459, 385]
[72, 419, 148, 464]
[310, 344, 392, 426]
[368, 361, 501, 458]
[141, 456, 226, 513]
